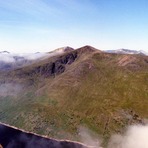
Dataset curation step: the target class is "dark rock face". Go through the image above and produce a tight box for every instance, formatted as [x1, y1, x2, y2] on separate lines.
[0, 124, 88, 148]
[20, 52, 78, 78]
[60, 53, 78, 65]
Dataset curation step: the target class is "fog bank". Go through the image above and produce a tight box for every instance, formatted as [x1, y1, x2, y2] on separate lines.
[108, 124, 148, 148]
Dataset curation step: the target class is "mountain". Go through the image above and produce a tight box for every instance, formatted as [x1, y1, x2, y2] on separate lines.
[0, 45, 147, 147]
[105, 48, 148, 55]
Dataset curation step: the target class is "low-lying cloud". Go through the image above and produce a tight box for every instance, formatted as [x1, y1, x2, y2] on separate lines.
[0, 49, 68, 64]
[0, 52, 48, 63]
[78, 126, 102, 148]
[108, 124, 148, 148]
[78, 124, 148, 148]
[0, 83, 22, 96]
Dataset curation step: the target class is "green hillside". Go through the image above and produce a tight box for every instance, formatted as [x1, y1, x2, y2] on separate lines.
[0, 46, 148, 147]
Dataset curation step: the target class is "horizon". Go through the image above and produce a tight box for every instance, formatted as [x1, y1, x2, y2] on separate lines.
[0, 0, 148, 53]
[0, 45, 148, 54]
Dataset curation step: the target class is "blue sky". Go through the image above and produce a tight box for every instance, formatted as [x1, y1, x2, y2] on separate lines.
[0, 0, 148, 53]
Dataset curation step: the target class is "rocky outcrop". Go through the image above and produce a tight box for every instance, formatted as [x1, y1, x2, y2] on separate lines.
[20, 52, 78, 78]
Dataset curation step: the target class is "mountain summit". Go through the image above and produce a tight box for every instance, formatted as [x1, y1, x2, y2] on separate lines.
[53, 46, 74, 53]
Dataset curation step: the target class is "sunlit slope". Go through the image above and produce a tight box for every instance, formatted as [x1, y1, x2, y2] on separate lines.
[0, 46, 147, 142]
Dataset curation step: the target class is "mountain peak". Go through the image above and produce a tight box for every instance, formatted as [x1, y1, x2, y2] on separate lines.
[54, 46, 74, 53]
[76, 45, 102, 54]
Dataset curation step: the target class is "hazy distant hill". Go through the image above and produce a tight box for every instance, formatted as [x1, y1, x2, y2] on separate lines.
[105, 48, 148, 55]
[0, 45, 147, 147]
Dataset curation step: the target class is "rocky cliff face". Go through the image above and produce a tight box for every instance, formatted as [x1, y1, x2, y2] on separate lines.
[14, 46, 98, 78]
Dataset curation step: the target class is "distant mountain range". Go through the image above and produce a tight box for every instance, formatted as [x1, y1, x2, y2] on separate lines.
[105, 48, 148, 55]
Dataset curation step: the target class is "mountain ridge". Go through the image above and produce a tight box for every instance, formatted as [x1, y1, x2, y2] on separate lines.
[0, 46, 147, 71]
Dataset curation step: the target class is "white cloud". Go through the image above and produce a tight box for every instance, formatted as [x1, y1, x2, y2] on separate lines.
[108, 124, 148, 148]
[78, 126, 102, 148]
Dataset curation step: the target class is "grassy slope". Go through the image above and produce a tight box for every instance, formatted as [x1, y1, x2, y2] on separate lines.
[0, 47, 148, 146]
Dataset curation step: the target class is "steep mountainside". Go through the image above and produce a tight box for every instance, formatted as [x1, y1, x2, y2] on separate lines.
[0, 46, 147, 147]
